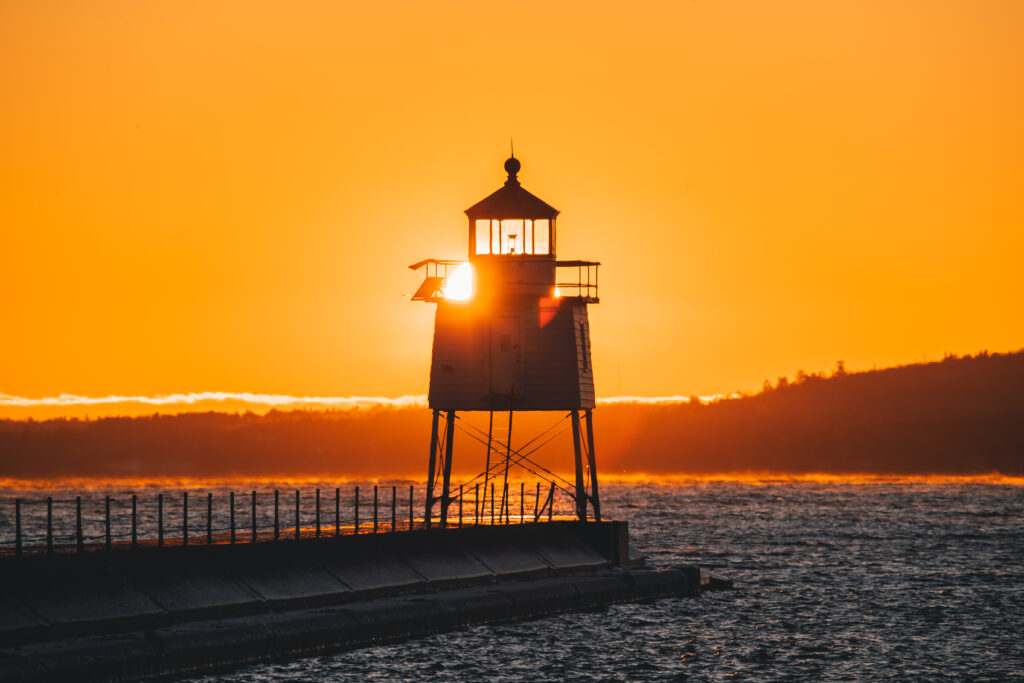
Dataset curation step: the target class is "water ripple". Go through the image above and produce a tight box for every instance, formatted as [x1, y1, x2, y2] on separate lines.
[175, 481, 1022, 681]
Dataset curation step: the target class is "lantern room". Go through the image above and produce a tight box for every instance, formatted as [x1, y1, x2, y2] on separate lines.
[411, 156, 598, 304]
[462, 156, 562, 301]
[467, 157, 557, 258]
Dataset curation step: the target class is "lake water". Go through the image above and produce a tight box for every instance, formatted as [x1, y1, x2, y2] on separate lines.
[184, 478, 1023, 681]
[3, 477, 1022, 680]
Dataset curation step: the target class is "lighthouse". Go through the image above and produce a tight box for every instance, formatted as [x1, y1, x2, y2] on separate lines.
[410, 156, 601, 527]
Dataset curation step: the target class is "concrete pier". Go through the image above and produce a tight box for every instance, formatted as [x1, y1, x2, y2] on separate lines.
[0, 522, 704, 682]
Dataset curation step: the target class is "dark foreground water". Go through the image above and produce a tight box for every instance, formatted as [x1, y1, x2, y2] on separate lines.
[3, 478, 1021, 680]
[172, 478, 1023, 682]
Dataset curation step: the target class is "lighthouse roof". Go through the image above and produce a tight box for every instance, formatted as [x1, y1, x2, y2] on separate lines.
[464, 157, 560, 220]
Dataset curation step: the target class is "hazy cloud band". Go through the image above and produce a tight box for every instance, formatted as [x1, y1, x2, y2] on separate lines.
[0, 392, 727, 411]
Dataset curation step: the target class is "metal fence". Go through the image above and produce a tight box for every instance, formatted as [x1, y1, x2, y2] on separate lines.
[0, 481, 573, 556]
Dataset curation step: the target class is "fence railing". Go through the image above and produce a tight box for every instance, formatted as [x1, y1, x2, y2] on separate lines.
[0, 481, 573, 556]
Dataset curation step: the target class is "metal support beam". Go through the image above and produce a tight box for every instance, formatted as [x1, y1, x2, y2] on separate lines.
[425, 408, 440, 528]
[440, 410, 455, 528]
[500, 409, 514, 521]
[481, 411, 494, 523]
[584, 408, 601, 522]
[571, 410, 587, 521]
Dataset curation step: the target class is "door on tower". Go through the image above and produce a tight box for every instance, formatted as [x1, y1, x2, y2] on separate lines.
[489, 315, 524, 397]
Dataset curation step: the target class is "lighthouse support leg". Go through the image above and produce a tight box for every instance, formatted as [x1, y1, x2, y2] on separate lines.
[440, 410, 455, 528]
[584, 409, 601, 522]
[571, 410, 587, 521]
[425, 409, 440, 529]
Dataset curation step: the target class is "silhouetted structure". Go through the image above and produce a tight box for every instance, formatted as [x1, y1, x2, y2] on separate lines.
[410, 156, 602, 526]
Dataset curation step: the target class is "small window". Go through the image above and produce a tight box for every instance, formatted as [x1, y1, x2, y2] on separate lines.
[500, 219, 525, 254]
[480, 219, 550, 255]
[475, 220, 490, 254]
[534, 219, 550, 254]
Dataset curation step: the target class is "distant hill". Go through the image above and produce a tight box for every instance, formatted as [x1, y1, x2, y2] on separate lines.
[608, 350, 1024, 475]
[0, 350, 1021, 479]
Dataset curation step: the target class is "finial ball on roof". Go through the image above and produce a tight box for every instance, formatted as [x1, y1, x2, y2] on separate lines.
[504, 156, 521, 177]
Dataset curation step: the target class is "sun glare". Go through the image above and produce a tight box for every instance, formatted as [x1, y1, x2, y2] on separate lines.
[442, 263, 473, 300]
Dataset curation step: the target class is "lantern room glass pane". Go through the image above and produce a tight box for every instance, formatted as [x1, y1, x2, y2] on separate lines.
[533, 219, 550, 254]
[491, 220, 500, 254]
[500, 219, 525, 254]
[475, 220, 490, 254]
[524, 220, 533, 254]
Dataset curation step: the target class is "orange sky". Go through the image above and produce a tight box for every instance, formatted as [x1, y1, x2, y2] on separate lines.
[2, 1, 1022, 413]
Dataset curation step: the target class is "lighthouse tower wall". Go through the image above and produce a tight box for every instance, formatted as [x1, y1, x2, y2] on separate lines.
[428, 297, 595, 411]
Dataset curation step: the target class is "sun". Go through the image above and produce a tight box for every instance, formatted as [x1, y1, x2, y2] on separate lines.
[441, 263, 473, 300]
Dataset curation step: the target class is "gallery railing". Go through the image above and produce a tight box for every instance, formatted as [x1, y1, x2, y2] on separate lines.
[408, 259, 600, 303]
[555, 260, 600, 302]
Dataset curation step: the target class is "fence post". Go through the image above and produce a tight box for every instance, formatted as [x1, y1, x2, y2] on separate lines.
[391, 486, 397, 532]
[183, 491, 189, 546]
[315, 488, 321, 538]
[15, 499, 22, 557]
[230, 492, 236, 544]
[459, 484, 463, 528]
[46, 497, 53, 554]
[475, 484, 480, 525]
[335, 488, 340, 536]
[354, 486, 360, 534]
[207, 493, 213, 545]
[490, 483, 495, 525]
[295, 490, 300, 541]
[373, 485, 378, 534]
[76, 496, 83, 553]
[520, 482, 525, 524]
[131, 494, 137, 547]
[251, 490, 256, 543]
[158, 493, 164, 547]
[105, 496, 111, 551]
[408, 485, 413, 531]
[274, 490, 279, 541]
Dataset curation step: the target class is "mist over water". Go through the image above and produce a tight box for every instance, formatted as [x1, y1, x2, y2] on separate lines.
[0, 392, 722, 420]
[155, 479, 1023, 681]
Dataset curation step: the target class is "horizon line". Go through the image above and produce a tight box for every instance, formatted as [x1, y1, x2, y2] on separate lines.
[0, 391, 734, 412]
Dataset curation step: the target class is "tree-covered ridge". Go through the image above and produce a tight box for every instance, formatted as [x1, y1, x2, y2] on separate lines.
[1, 350, 1021, 478]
